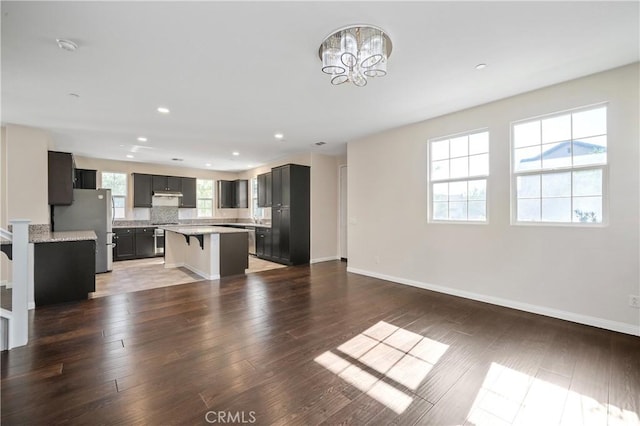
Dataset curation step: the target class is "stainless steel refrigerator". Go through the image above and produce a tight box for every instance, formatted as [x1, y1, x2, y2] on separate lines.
[52, 188, 114, 273]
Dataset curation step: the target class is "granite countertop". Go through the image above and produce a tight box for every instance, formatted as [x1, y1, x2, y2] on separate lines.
[113, 221, 271, 229]
[30, 230, 97, 244]
[160, 226, 249, 235]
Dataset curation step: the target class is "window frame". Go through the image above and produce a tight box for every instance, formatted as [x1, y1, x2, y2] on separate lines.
[196, 178, 214, 218]
[251, 177, 264, 219]
[427, 128, 490, 224]
[100, 171, 127, 220]
[510, 103, 609, 227]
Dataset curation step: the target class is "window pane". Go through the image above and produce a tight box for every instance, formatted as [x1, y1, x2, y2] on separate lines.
[432, 183, 448, 201]
[468, 201, 486, 221]
[431, 160, 449, 180]
[573, 196, 603, 223]
[469, 153, 489, 176]
[450, 157, 468, 179]
[541, 142, 572, 169]
[433, 202, 448, 220]
[113, 195, 125, 219]
[514, 146, 542, 172]
[573, 169, 602, 197]
[431, 140, 449, 161]
[513, 121, 540, 148]
[102, 172, 126, 196]
[449, 181, 467, 201]
[518, 199, 540, 221]
[468, 180, 486, 200]
[542, 172, 571, 197]
[469, 132, 489, 155]
[197, 179, 213, 198]
[573, 106, 606, 139]
[542, 197, 571, 222]
[449, 202, 467, 220]
[450, 136, 468, 158]
[572, 135, 607, 166]
[542, 114, 571, 143]
[517, 175, 540, 198]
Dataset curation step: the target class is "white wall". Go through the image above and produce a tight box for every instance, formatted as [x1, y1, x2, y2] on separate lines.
[310, 153, 339, 262]
[3, 125, 51, 225]
[347, 63, 640, 335]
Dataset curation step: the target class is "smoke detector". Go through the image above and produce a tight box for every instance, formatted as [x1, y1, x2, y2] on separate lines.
[56, 38, 78, 52]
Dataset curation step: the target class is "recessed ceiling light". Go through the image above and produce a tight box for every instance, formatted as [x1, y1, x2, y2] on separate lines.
[475, 63, 487, 70]
[205, 163, 212, 167]
[157, 107, 170, 114]
[232, 151, 240, 156]
[274, 133, 284, 140]
[56, 38, 78, 52]
[247, 165, 253, 168]
[137, 137, 147, 142]
[126, 154, 134, 159]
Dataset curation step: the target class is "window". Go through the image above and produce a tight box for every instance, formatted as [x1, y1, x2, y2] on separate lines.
[101, 172, 126, 219]
[512, 105, 607, 224]
[196, 179, 214, 217]
[251, 177, 264, 219]
[429, 130, 489, 222]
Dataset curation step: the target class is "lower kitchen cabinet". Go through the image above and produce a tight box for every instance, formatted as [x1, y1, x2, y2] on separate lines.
[114, 227, 158, 261]
[34, 240, 96, 306]
[135, 228, 155, 258]
[113, 228, 136, 260]
[256, 228, 272, 258]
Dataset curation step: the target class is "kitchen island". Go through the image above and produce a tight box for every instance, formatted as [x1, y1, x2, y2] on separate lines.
[161, 226, 248, 280]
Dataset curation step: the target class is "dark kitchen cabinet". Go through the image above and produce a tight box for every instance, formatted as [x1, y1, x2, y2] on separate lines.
[256, 227, 272, 258]
[113, 228, 136, 260]
[180, 177, 197, 208]
[133, 173, 153, 207]
[74, 169, 97, 189]
[152, 175, 182, 192]
[218, 179, 248, 208]
[135, 227, 155, 258]
[256, 164, 309, 266]
[34, 239, 96, 306]
[48, 151, 75, 205]
[257, 172, 272, 207]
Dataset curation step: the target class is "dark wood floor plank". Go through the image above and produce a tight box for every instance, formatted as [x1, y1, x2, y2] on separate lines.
[2, 261, 638, 425]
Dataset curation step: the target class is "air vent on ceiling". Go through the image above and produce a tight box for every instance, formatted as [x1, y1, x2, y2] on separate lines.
[315, 141, 327, 146]
[171, 158, 184, 161]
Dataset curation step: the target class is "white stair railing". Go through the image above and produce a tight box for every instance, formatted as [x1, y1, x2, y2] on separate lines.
[0, 219, 31, 349]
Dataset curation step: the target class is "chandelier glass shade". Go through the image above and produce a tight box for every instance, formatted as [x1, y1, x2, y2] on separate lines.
[318, 25, 392, 87]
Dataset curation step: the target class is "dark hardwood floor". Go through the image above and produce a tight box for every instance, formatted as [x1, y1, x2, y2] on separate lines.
[2, 261, 639, 425]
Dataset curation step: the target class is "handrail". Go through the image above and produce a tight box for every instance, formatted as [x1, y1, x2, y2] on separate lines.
[0, 227, 12, 240]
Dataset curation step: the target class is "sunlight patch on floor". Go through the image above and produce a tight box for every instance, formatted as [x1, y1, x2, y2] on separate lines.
[466, 362, 640, 426]
[314, 320, 449, 414]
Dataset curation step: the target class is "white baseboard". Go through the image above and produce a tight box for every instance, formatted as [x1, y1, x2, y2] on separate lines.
[166, 261, 219, 280]
[310, 256, 340, 264]
[347, 267, 640, 337]
[1, 280, 12, 289]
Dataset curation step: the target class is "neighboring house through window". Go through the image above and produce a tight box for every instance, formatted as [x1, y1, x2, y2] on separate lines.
[429, 130, 489, 222]
[197, 179, 214, 218]
[101, 172, 126, 219]
[251, 177, 263, 219]
[512, 104, 607, 224]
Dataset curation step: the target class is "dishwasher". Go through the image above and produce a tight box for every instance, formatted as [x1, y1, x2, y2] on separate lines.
[246, 227, 256, 255]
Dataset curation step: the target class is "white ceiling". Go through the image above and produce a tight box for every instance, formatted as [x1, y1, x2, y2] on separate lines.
[2, 1, 638, 171]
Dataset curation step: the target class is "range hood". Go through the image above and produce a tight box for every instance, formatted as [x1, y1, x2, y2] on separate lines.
[153, 190, 183, 197]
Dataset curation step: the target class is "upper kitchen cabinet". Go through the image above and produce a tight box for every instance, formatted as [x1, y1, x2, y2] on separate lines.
[271, 165, 291, 208]
[74, 169, 97, 190]
[180, 177, 196, 208]
[152, 175, 182, 192]
[48, 151, 74, 205]
[257, 172, 272, 207]
[218, 180, 248, 208]
[133, 173, 153, 207]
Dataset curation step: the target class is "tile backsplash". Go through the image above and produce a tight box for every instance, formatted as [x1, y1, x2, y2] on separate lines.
[150, 206, 179, 224]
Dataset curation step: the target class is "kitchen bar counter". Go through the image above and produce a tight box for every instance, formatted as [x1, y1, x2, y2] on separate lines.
[29, 230, 97, 244]
[113, 221, 271, 229]
[163, 227, 248, 280]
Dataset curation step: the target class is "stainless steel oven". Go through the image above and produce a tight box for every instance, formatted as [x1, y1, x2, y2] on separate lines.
[153, 228, 165, 256]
